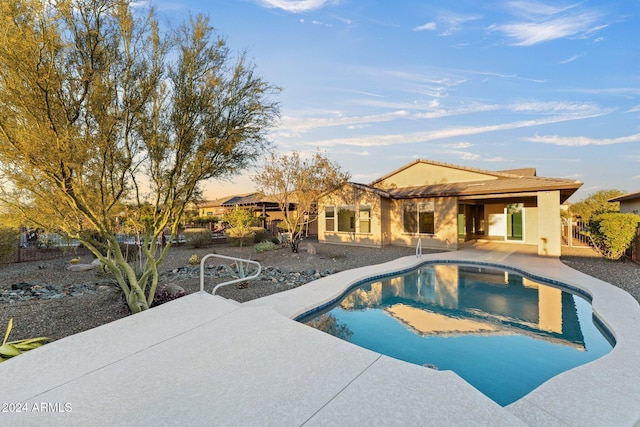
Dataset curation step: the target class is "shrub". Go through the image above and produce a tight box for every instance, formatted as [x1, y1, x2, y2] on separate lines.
[188, 254, 200, 265]
[0, 227, 17, 263]
[226, 227, 256, 247]
[588, 213, 640, 260]
[254, 240, 277, 253]
[252, 227, 268, 243]
[183, 228, 211, 248]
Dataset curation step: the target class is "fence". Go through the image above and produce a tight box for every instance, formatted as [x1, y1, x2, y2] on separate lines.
[561, 218, 591, 247]
[631, 228, 640, 263]
[1, 245, 90, 265]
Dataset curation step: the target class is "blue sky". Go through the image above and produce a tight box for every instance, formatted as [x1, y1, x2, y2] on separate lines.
[151, 0, 639, 202]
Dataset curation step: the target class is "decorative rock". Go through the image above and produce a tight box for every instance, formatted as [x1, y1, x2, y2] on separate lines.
[305, 243, 317, 255]
[159, 283, 186, 298]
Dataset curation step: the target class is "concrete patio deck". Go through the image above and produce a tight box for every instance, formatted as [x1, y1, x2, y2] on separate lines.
[2, 245, 639, 426]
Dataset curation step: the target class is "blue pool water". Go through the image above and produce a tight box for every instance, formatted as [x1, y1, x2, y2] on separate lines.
[301, 263, 613, 406]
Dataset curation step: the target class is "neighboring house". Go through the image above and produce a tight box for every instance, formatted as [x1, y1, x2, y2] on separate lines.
[318, 159, 583, 257]
[197, 196, 236, 218]
[197, 193, 295, 224]
[609, 191, 640, 215]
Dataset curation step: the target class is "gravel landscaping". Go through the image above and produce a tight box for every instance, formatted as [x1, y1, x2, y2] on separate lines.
[1, 238, 638, 343]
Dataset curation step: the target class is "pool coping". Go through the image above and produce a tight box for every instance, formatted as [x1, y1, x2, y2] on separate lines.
[245, 248, 640, 426]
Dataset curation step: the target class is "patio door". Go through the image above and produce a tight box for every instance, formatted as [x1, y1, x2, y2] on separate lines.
[458, 204, 485, 241]
[506, 203, 523, 241]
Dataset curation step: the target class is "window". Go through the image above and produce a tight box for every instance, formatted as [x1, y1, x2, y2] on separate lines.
[418, 201, 435, 234]
[337, 205, 356, 232]
[325, 206, 335, 231]
[359, 205, 371, 233]
[403, 202, 417, 233]
[403, 201, 435, 234]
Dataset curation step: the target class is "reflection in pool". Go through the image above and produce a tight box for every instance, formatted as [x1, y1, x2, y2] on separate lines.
[302, 263, 613, 406]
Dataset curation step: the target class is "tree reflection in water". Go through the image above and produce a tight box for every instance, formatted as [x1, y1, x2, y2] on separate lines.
[306, 314, 353, 342]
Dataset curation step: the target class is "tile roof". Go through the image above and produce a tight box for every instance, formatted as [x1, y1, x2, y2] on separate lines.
[387, 176, 582, 200]
[369, 158, 534, 186]
[609, 191, 640, 202]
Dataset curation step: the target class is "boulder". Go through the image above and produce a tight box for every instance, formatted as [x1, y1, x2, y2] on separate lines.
[158, 283, 186, 297]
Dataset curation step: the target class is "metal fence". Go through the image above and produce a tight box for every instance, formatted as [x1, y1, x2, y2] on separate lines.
[561, 218, 591, 247]
[1, 245, 90, 265]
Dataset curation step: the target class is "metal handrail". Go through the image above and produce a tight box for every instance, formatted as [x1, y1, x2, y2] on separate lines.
[199, 253, 262, 295]
[416, 238, 422, 258]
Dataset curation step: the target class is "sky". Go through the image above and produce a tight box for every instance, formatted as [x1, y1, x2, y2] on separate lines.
[151, 0, 639, 202]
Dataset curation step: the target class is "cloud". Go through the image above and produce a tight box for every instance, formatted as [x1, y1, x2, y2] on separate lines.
[559, 54, 582, 64]
[414, 22, 437, 31]
[257, 0, 335, 13]
[310, 113, 602, 148]
[508, 101, 604, 115]
[279, 110, 411, 131]
[438, 12, 483, 36]
[525, 133, 640, 146]
[279, 100, 605, 134]
[490, 2, 606, 46]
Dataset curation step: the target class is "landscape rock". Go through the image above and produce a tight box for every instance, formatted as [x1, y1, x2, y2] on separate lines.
[305, 243, 317, 255]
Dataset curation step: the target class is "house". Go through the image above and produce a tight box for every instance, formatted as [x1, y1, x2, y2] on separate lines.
[609, 191, 640, 215]
[317, 159, 583, 257]
[196, 193, 297, 231]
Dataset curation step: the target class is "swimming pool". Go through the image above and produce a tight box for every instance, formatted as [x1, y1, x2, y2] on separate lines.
[300, 262, 614, 406]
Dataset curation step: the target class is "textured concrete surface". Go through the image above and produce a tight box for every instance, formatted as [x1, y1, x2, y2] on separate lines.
[2, 245, 639, 426]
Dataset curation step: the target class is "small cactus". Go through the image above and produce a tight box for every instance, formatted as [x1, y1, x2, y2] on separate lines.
[188, 254, 200, 265]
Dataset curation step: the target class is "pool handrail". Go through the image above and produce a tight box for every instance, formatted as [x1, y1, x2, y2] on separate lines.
[199, 253, 262, 295]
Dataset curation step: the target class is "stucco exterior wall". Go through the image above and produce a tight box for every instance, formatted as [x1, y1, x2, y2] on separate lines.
[619, 198, 640, 215]
[375, 162, 497, 189]
[537, 190, 561, 256]
[524, 207, 538, 245]
[318, 189, 385, 248]
[387, 196, 458, 250]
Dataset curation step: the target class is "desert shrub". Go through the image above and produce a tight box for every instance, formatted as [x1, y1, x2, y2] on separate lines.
[183, 228, 211, 248]
[0, 227, 17, 263]
[588, 213, 640, 260]
[226, 227, 255, 247]
[252, 227, 268, 243]
[254, 240, 277, 253]
[271, 236, 280, 245]
[188, 254, 200, 264]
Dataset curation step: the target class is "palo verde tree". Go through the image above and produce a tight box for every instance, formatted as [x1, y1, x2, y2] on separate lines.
[253, 150, 349, 250]
[0, 0, 279, 313]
